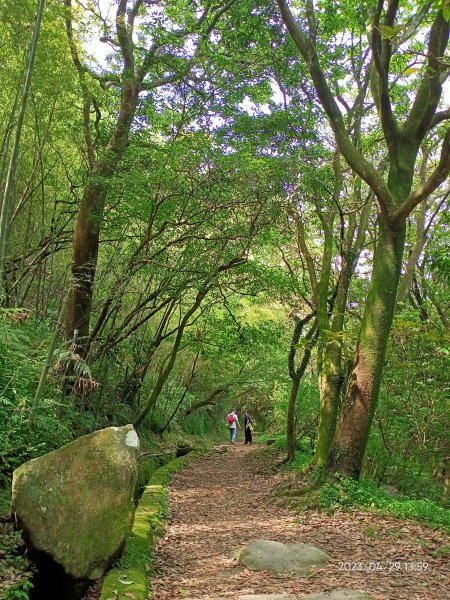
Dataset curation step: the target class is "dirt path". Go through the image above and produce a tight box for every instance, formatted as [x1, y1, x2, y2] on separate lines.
[150, 444, 449, 600]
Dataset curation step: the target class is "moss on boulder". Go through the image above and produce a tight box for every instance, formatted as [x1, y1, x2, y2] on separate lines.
[11, 425, 139, 581]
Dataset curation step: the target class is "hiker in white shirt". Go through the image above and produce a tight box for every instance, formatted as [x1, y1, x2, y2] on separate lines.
[227, 409, 239, 444]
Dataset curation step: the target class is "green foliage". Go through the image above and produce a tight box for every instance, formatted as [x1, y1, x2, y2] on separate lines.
[0, 312, 98, 486]
[316, 476, 450, 531]
[0, 397, 98, 487]
[0, 3, 448, 587]
[365, 313, 450, 502]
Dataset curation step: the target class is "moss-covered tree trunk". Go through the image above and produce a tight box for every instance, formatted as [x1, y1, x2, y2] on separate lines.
[327, 212, 406, 477]
[313, 250, 354, 465]
[315, 344, 341, 464]
[293, 208, 338, 466]
[313, 222, 367, 466]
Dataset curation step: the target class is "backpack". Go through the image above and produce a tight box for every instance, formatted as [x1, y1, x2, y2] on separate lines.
[227, 413, 235, 425]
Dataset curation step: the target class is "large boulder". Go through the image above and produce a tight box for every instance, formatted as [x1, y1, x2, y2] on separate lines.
[12, 425, 139, 582]
[236, 540, 330, 575]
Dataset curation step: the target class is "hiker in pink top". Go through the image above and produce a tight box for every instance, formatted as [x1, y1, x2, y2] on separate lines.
[227, 409, 239, 444]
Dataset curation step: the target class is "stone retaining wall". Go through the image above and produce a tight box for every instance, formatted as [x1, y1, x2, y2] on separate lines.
[99, 450, 204, 600]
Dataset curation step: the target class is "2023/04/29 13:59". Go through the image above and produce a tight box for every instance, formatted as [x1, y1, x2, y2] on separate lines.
[338, 561, 429, 572]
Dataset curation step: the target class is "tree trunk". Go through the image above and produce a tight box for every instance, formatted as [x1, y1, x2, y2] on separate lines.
[314, 343, 342, 465]
[327, 214, 406, 478]
[64, 0, 140, 349]
[313, 233, 364, 465]
[286, 316, 317, 461]
[286, 375, 301, 461]
[65, 178, 107, 353]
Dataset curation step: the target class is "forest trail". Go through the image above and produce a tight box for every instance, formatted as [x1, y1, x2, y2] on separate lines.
[149, 444, 450, 600]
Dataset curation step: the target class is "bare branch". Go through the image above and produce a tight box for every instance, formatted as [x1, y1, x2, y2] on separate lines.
[430, 108, 450, 129]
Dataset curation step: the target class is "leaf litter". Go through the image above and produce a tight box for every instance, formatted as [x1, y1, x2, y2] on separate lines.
[84, 444, 449, 600]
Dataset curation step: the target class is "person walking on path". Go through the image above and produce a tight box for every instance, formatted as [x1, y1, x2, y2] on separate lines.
[243, 409, 254, 445]
[227, 409, 239, 444]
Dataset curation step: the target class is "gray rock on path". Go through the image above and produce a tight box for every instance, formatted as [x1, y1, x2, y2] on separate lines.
[236, 539, 330, 574]
[184, 596, 296, 600]
[185, 593, 368, 600]
[12, 425, 139, 581]
[239, 595, 297, 600]
[303, 592, 369, 600]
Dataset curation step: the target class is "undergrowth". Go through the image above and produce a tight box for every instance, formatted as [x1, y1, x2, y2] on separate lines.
[0, 525, 34, 600]
[316, 475, 450, 530]
[262, 434, 450, 531]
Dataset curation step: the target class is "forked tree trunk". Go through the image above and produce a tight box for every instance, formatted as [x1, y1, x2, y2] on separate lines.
[313, 239, 365, 465]
[313, 210, 362, 463]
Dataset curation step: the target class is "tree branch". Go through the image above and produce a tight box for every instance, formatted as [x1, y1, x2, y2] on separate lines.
[116, 0, 134, 73]
[430, 108, 450, 129]
[370, 0, 399, 154]
[393, 128, 450, 224]
[275, 0, 396, 216]
[402, 10, 449, 144]
[64, 0, 96, 168]
[292, 210, 317, 295]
